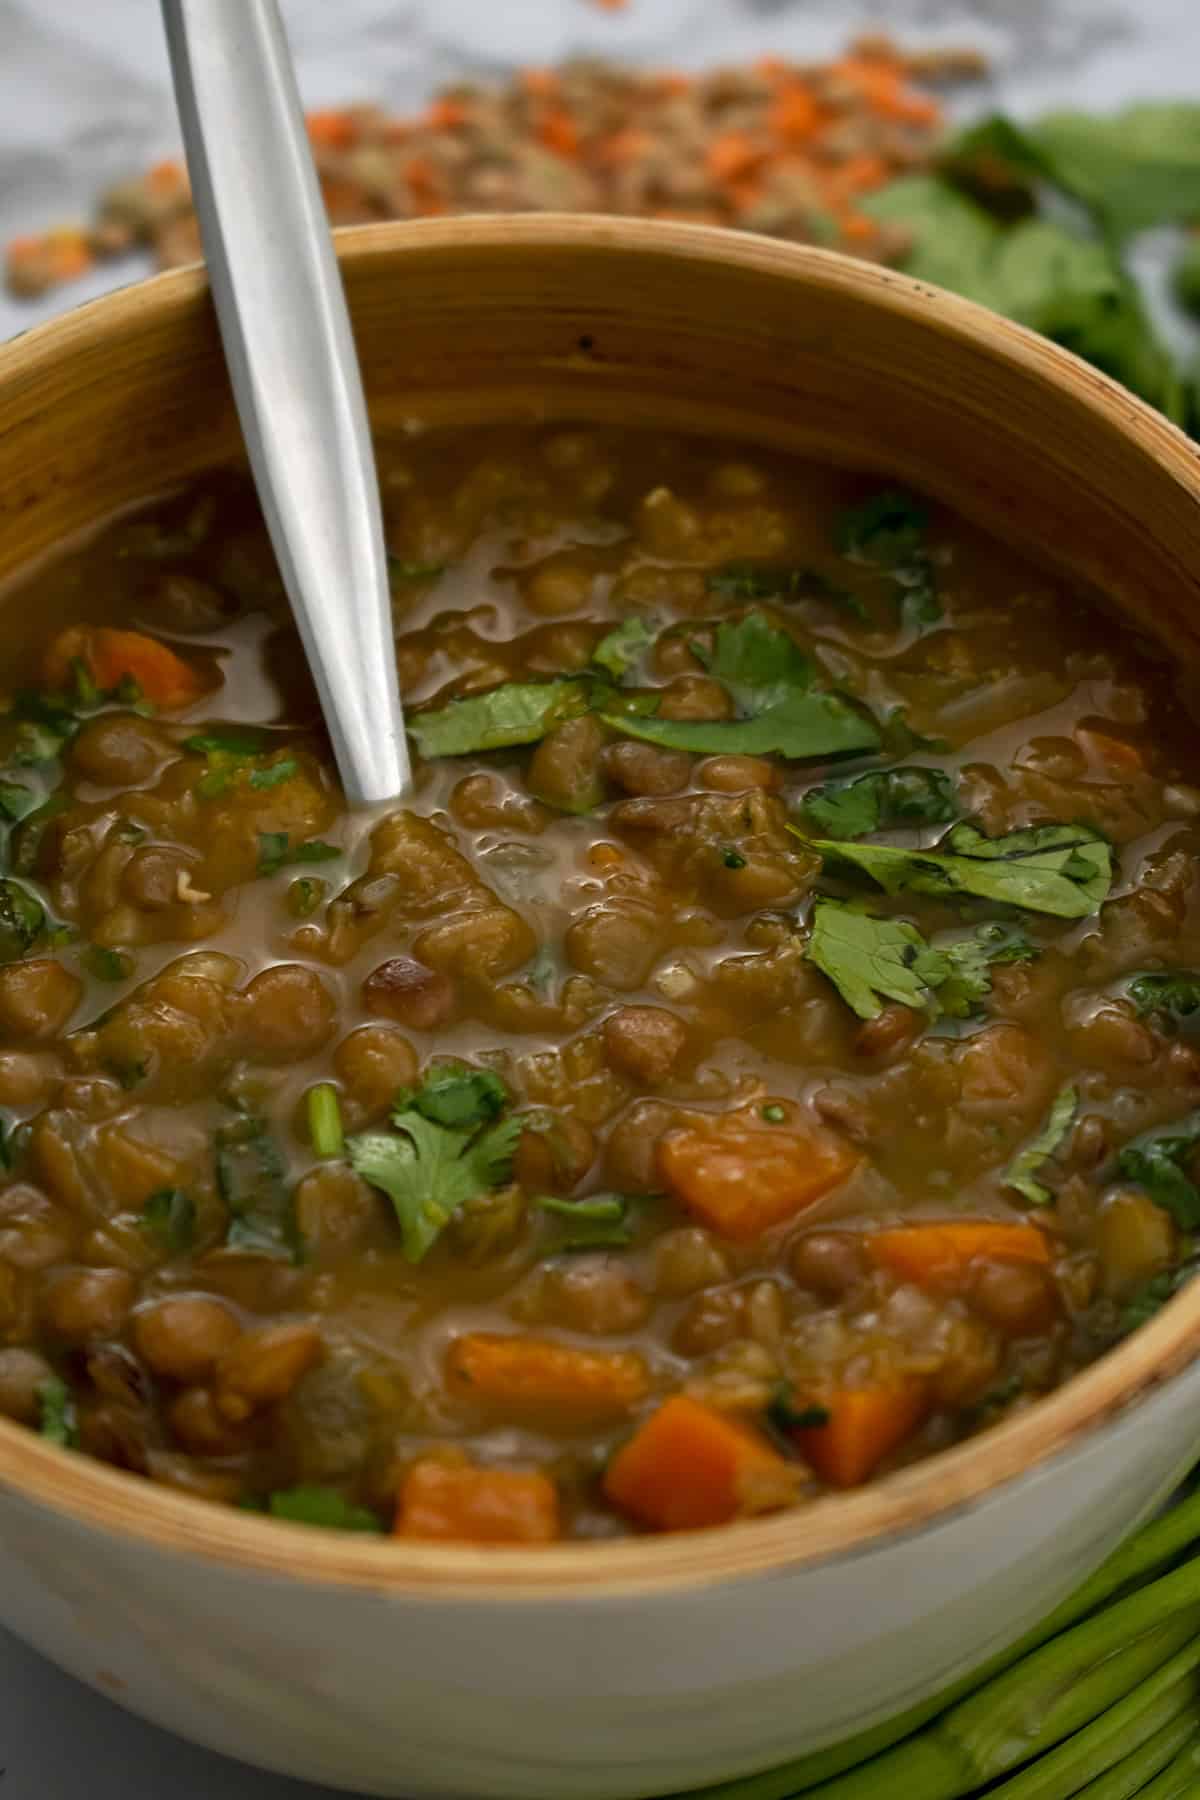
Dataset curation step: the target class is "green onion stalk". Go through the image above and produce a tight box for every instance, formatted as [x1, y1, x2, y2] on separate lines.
[675, 1488, 1200, 1800]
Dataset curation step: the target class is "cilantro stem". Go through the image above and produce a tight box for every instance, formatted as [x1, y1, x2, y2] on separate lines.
[307, 1084, 344, 1159]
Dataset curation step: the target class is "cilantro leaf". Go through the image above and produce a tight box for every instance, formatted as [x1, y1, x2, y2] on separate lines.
[806, 899, 949, 1020]
[706, 564, 868, 621]
[0, 781, 35, 822]
[1031, 104, 1200, 242]
[1117, 1112, 1200, 1231]
[139, 1187, 196, 1254]
[604, 612, 879, 760]
[185, 727, 271, 756]
[1119, 1253, 1200, 1336]
[216, 1117, 298, 1259]
[396, 1063, 508, 1131]
[538, 1192, 639, 1251]
[798, 820, 1112, 919]
[82, 945, 132, 982]
[766, 1385, 831, 1434]
[0, 879, 44, 963]
[348, 1111, 522, 1262]
[592, 617, 658, 681]
[257, 833, 341, 877]
[1004, 1085, 1078, 1207]
[38, 1375, 78, 1448]
[267, 1485, 384, 1533]
[408, 679, 588, 760]
[1128, 972, 1200, 1033]
[801, 766, 957, 838]
[387, 556, 445, 584]
[248, 758, 298, 791]
[836, 490, 941, 629]
[937, 922, 1037, 1019]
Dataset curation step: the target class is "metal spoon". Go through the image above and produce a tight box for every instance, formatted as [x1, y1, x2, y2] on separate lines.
[160, 0, 410, 806]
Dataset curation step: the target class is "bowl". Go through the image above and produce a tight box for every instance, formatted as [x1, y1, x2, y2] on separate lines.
[3, 217, 1200, 1800]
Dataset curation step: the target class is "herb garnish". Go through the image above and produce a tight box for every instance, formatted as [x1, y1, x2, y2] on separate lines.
[408, 679, 589, 760]
[267, 1484, 384, 1532]
[139, 1187, 197, 1254]
[800, 766, 958, 839]
[38, 1376, 79, 1448]
[216, 1116, 298, 1259]
[1004, 1086, 1078, 1207]
[1116, 1112, 1200, 1230]
[537, 1193, 640, 1252]
[798, 820, 1112, 920]
[348, 1068, 522, 1262]
[836, 490, 941, 628]
[257, 833, 341, 877]
[806, 902, 1036, 1023]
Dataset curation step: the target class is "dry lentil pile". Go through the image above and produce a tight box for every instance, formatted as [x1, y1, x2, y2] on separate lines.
[4, 36, 985, 301]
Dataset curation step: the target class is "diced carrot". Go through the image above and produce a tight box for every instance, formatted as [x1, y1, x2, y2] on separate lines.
[520, 69, 561, 99]
[795, 1381, 928, 1488]
[1076, 727, 1147, 773]
[537, 108, 581, 158]
[867, 1221, 1052, 1291]
[830, 152, 890, 196]
[604, 1396, 795, 1530]
[42, 627, 209, 711]
[307, 110, 358, 151]
[426, 97, 469, 130]
[396, 1457, 560, 1543]
[658, 1115, 859, 1242]
[840, 212, 880, 243]
[446, 1333, 649, 1422]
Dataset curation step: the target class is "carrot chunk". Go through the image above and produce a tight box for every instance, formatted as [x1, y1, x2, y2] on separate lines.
[658, 1115, 858, 1242]
[43, 627, 209, 710]
[604, 1395, 795, 1531]
[867, 1221, 1052, 1290]
[795, 1381, 927, 1488]
[396, 1457, 560, 1544]
[446, 1332, 649, 1422]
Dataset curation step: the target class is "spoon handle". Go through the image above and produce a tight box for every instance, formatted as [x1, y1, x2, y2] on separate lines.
[161, 0, 410, 806]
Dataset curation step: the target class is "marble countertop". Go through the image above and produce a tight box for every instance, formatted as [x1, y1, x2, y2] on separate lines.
[0, 0, 1195, 1793]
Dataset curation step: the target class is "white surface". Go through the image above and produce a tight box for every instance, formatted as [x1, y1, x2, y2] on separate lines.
[0, 0, 1196, 1795]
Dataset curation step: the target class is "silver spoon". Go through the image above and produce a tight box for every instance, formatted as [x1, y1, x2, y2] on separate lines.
[160, 0, 410, 806]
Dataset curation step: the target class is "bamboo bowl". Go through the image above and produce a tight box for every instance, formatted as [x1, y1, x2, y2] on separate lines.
[2, 219, 1200, 1800]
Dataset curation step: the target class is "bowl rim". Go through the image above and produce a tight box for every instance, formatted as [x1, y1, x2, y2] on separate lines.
[4, 212, 1200, 1598]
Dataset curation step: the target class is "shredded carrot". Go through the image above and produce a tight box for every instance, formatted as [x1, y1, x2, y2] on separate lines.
[43, 627, 209, 711]
[1076, 727, 1147, 773]
[520, 69, 562, 99]
[396, 1457, 560, 1543]
[537, 108, 581, 158]
[705, 131, 766, 185]
[446, 1332, 649, 1421]
[307, 110, 358, 151]
[604, 1396, 794, 1530]
[658, 1114, 858, 1242]
[795, 1381, 928, 1488]
[426, 97, 469, 131]
[867, 1221, 1052, 1291]
[768, 89, 823, 144]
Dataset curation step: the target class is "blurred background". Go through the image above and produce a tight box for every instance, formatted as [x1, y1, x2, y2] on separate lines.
[0, 0, 1196, 1794]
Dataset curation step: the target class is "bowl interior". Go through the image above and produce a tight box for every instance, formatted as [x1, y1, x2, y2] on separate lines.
[2, 215, 1200, 1593]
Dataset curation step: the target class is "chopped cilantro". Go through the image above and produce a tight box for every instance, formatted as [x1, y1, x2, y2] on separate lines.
[286, 876, 327, 919]
[394, 1063, 509, 1131]
[216, 1116, 298, 1259]
[706, 563, 868, 621]
[348, 1104, 522, 1264]
[38, 1376, 78, 1448]
[1004, 1086, 1078, 1207]
[936, 922, 1037, 1020]
[1116, 1112, 1200, 1231]
[806, 900, 950, 1020]
[0, 781, 35, 822]
[184, 727, 271, 756]
[11, 793, 68, 877]
[387, 556, 445, 584]
[722, 848, 748, 870]
[538, 1192, 639, 1252]
[798, 820, 1112, 919]
[592, 617, 658, 681]
[257, 833, 341, 877]
[767, 1385, 831, 1433]
[761, 1104, 786, 1124]
[139, 1187, 196, 1254]
[836, 490, 941, 629]
[604, 612, 879, 761]
[0, 879, 44, 963]
[408, 679, 589, 760]
[1120, 1253, 1200, 1335]
[82, 945, 132, 983]
[0, 1114, 27, 1171]
[267, 1484, 384, 1532]
[800, 766, 958, 839]
[248, 758, 298, 791]
[1128, 972, 1200, 1032]
[111, 1057, 149, 1091]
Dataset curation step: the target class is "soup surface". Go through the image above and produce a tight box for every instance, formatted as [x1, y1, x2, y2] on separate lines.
[0, 425, 1197, 1542]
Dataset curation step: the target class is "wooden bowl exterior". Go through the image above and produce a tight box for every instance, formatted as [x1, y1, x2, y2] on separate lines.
[2, 219, 1200, 1796]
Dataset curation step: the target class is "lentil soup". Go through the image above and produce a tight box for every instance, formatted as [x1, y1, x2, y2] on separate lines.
[1, 423, 1197, 1543]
